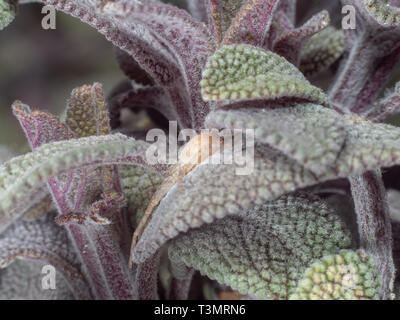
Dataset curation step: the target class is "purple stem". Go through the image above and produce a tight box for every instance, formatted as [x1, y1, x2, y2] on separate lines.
[349, 170, 395, 299]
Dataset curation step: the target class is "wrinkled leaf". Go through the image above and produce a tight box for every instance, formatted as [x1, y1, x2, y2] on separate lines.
[273, 10, 330, 65]
[0, 134, 165, 232]
[205, 104, 346, 175]
[169, 194, 352, 299]
[200, 44, 328, 105]
[0, 212, 92, 299]
[364, 0, 400, 26]
[300, 26, 345, 77]
[290, 250, 380, 300]
[222, 0, 280, 46]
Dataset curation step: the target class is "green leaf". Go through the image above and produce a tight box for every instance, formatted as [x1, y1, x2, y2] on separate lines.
[300, 26, 345, 77]
[0, 0, 17, 31]
[364, 0, 400, 26]
[0, 212, 92, 299]
[200, 44, 329, 105]
[290, 250, 380, 300]
[0, 134, 164, 232]
[205, 104, 346, 175]
[168, 194, 352, 299]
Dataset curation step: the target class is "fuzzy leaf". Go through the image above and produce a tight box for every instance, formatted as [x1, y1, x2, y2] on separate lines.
[290, 250, 380, 300]
[0, 260, 74, 300]
[12, 101, 72, 148]
[205, 104, 346, 175]
[300, 26, 345, 77]
[168, 194, 352, 299]
[209, 0, 247, 42]
[200, 44, 329, 105]
[277, 0, 297, 24]
[273, 10, 330, 66]
[114, 47, 154, 86]
[0, 0, 16, 31]
[0, 134, 165, 232]
[65, 83, 110, 137]
[364, 0, 400, 26]
[186, 0, 209, 23]
[29, 0, 214, 128]
[0, 212, 92, 299]
[133, 114, 400, 263]
[222, 0, 280, 47]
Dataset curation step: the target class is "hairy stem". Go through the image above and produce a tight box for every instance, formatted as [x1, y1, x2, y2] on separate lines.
[349, 170, 395, 299]
[134, 250, 161, 300]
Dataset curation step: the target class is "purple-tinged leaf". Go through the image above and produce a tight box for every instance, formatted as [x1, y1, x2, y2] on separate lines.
[12, 101, 72, 149]
[209, 0, 247, 43]
[273, 10, 330, 66]
[0, 212, 92, 299]
[364, 82, 400, 122]
[0, 134, 166, 233]
[186, 0, 209, 24]
[264, 9, 294, 50]
[108, 86, 179, 125]
[200, 44, 329, 106]
[100, 0, 215, 128]
[364, 0, 400, 26]
[114, 47, 154, 86]
[299, 26, 345, 77]
[277, 0, 297, 24]
[329, 0, 400, 114]
[168, 194, 352, 299]
[222, 0, 280, 47]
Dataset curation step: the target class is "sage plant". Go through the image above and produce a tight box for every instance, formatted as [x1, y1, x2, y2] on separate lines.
[0, 0, 400, 300]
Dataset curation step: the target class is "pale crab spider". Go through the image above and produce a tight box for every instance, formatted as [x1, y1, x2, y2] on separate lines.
[129, 131, 224, 268]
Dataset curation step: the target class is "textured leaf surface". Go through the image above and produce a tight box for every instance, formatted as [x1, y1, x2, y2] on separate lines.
[0, 0, 16, 30]
[0, 134, 165, 231]
[0, 260, 74, 300]
[13, 101, 72, 148]
[200, 44, 328, 105]
[364, 0, 400, 26]
[169, 194, 352, 299]
[300, 26, 345, 77]
[273, 10, 330, 65]
[65, 83, 110, 137]
[0, 212, 92, 299]
[209, 0, 247, 42]
[30, 0, 214, 128]
[119, 164, 163, 227]
[205, 104, 346, 175]
[133, 114, 400, 263]
[222, 0, 280, 46]
[290, 250, 380, 300]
